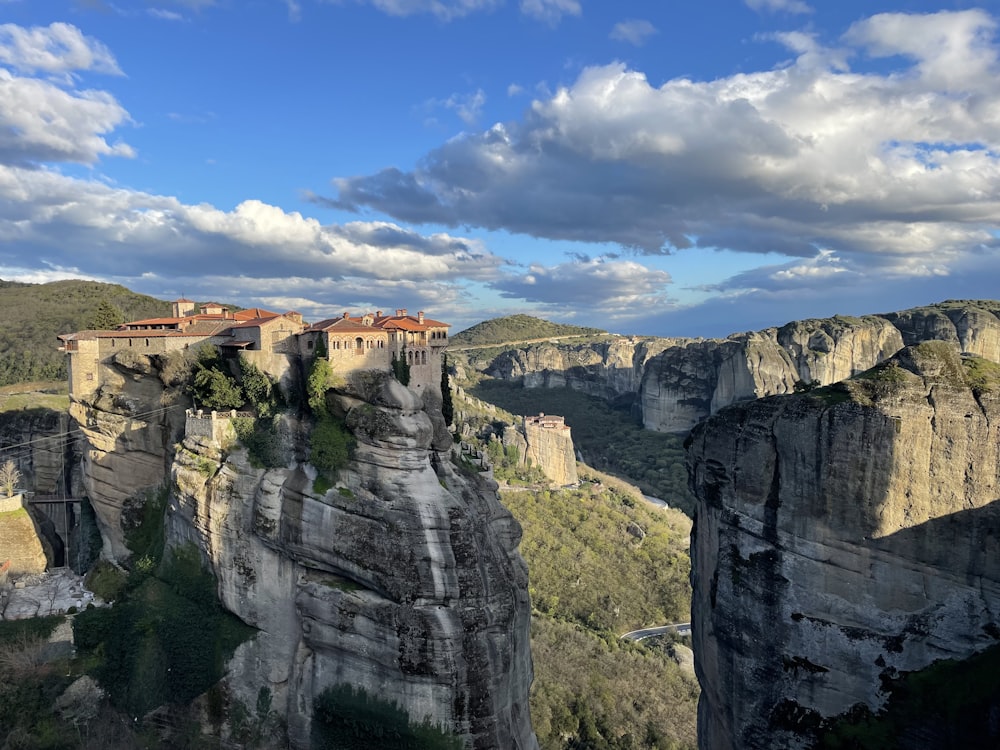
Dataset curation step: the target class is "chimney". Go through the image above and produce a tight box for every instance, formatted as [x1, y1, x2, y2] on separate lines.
[376, 310, 383, 318]
[400, 309, 407, 317]
[342, 311, 350, 319]
[417, 311, 424, 324]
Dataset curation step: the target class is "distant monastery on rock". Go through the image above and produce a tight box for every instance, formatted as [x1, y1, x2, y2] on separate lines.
[58, 298, 450, 399]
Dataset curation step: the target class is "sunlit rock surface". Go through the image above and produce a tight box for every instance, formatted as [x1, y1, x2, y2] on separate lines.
[479, 301, 1000, 435]
[167, 374, 538, 750]
[70, 355, 189, 560]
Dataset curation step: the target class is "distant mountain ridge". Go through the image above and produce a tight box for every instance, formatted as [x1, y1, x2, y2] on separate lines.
[468, 300, 1000, 433]
[0, 279, 171, 386]
[450, 314, 605, 347]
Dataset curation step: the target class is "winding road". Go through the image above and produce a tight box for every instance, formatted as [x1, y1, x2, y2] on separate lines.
[620, 623, 691, 641]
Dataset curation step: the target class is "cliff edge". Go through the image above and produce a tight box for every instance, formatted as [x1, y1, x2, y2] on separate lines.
[687, 342, 1000, 749]
[167, 373, 538, 749]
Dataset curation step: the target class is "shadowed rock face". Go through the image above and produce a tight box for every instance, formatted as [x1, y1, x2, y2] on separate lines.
[687, 342, 1000, 749]
[167, 374, 538, 750]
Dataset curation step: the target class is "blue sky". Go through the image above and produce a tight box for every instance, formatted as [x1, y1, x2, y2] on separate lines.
[1, 0, 998, 336]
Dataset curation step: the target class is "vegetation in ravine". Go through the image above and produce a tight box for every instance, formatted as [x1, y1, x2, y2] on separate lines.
[471, 379, 696, 513]
[506, 472, 691, 632]
[311, 684, 462, 750]
[530, 617, 698, 750]
[0, 279, 171, 386]
[503, 469, 698, 750]
[450, 314, 605, 348]
[456, 373, 698, 747]
[2, 487, 253, 748]
[73, 484, 254, 719]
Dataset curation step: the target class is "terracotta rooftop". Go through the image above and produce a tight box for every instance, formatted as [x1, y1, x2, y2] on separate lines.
[233, 307, 282, 321]
[308, 312, 449, 334]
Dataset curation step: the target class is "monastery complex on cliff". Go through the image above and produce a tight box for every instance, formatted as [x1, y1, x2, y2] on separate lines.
[58, 299, 450, 400]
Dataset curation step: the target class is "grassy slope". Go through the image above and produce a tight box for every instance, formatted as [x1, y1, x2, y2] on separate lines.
[0, 279, 171, 386]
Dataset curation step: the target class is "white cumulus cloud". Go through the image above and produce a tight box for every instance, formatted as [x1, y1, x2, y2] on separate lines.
[331, 9, 1000, 295]
[0, 69, 133, 165]
[0, 22, 122, 76]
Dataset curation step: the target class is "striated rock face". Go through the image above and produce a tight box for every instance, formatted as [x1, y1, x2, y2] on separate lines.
[486, 338, 675, 403]
[641, 316, 906, 433]
[478, 301, 1000, 435]
[687, 342, 1000, 749]
[0, 409, 73, 496]
[501, 416, 578, 486]
[167, 374, 538, 750]
[70, 355, 190, 560]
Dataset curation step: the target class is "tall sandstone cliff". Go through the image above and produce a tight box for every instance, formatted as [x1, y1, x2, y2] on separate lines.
[479, 301, 1000, 434]
[686, 342, 1000, 749]
[68, 353, 537, 749]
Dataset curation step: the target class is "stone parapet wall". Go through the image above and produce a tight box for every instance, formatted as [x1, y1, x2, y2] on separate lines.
[185, 410, 244, 443]
[0, 493, 24, 512]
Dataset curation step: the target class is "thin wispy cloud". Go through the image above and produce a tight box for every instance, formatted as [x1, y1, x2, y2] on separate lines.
[147, 9, 185, 21]
[519, 0, 581, 25]
[745, 0, 812, 14]
[610, 19, 658, 47]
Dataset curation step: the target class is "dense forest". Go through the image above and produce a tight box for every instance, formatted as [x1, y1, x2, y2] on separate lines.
[0, 280, 170, 386]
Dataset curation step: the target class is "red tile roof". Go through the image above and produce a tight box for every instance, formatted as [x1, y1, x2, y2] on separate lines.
[308, 312, 449, 334]
[233, 307, 282, 321]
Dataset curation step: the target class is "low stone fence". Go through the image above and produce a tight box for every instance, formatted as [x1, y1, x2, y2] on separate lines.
[0, 493, 24, 513]
[185, 409, 252, 442]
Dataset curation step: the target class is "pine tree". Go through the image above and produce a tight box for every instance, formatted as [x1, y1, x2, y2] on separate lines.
[89, 299, 125, 330]
[392, 348, 411, 386]
[441, 355, 454, 426]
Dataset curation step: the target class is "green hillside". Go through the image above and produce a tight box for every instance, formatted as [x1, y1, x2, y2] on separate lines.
[450, 314, 605, 347]
[501, 469, 698, 749]
[0, 279, 171, 386]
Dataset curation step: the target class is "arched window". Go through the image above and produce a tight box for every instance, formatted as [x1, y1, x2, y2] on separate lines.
[355, 337, 364, 354]
[422, 351, 427, 365]
[407, 350, 413, 364]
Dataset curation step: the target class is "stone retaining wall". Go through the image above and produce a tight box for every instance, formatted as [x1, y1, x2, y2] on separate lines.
[0, 493, 23, 512]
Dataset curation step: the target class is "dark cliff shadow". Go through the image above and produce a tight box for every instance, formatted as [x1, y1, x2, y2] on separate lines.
[818, 501, 1000, 750]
